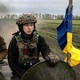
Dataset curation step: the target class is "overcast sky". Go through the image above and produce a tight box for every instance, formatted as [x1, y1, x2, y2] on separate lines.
[0, 0, 80, 15]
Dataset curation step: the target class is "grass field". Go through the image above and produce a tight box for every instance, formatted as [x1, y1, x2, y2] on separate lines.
[37, 19, 80, 51]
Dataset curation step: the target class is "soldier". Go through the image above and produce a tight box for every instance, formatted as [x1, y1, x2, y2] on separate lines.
[8, 14, 60, 80]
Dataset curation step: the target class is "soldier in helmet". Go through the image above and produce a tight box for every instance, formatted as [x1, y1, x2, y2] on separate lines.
[8, 14, 60, 80]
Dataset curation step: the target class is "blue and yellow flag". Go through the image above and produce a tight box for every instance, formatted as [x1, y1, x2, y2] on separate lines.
[57, 6, 80, 66]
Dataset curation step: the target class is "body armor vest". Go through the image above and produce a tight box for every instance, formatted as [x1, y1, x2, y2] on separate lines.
[15, 32, 39, 66]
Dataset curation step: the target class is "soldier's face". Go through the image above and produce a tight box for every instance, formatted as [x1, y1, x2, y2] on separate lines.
[23, 23, 34, 35]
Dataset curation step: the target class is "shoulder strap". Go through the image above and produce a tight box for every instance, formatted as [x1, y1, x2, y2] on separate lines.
[33, 31, 39, 43]
[15, 32, 23, 42]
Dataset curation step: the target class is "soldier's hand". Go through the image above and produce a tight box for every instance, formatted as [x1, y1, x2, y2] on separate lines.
[45, 55, 60, 66]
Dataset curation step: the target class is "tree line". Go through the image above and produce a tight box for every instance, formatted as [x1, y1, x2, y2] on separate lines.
[0, 13, 80, 20]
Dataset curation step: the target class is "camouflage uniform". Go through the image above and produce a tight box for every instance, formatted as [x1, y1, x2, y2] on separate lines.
[0, 34, 7, 76]
[0, 35, 7, 61]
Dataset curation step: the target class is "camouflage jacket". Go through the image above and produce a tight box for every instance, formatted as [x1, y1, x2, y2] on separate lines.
[0, 35, 7, 61]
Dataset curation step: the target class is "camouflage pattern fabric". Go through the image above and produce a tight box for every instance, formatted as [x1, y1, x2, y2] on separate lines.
[0, 35, 7, 61]
[0, 72, 5, 80]
[16, 14, 37, 26]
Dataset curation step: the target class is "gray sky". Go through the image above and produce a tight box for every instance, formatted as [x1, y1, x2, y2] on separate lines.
[0, 0, 80, 15]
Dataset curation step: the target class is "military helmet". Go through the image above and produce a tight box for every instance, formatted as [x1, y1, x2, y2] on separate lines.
[16, 14, 37, 26]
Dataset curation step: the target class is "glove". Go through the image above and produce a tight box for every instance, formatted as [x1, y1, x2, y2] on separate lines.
[45, 55, 60, 66]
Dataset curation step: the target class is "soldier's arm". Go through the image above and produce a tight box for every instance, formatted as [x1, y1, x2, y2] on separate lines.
[0, 35, 7, 61]
[38, 36, 60, 65]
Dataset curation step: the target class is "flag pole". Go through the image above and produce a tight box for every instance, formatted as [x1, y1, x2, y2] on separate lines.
[68, 0, 72, 15]
[67, 0, 72, 64]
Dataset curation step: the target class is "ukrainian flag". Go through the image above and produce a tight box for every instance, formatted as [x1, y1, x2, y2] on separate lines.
[57, 6, 80, 66]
